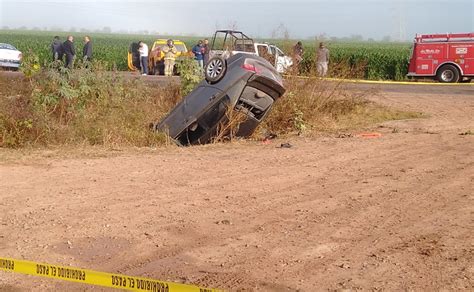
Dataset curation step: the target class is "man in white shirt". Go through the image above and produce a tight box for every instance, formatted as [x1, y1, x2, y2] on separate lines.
[138, 41, 149, 75]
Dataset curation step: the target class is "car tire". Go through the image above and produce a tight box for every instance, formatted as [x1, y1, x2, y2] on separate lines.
[436, 64, 460, 83]
[205, 57, 226, 84]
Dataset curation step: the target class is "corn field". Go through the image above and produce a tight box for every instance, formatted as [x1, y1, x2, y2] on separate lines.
[299, 42, 411, 80]
[1, 30, 412, 80]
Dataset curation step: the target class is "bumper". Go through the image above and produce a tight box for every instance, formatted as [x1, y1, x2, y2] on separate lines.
[247, 75, 285, 100]
[0, 61, 20, 68]
[406, 72, 434, 77]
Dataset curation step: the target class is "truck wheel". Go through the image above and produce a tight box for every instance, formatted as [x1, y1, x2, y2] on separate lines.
[436, 65, 460, 83]
[205, 57, 226, 84]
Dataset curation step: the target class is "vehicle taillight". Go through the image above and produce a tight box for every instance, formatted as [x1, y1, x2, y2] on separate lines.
[241, 63, 260, 73]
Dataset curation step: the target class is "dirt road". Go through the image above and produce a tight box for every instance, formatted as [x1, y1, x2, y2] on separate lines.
[0, 86, 473, 291]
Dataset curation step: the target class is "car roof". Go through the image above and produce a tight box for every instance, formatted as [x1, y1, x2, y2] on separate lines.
[215, 30, 244, 34]
[254, 42, 279, 47]
[213, 30, 253, 40]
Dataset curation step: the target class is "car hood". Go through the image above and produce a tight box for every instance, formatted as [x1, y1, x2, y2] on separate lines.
[0, 49, 21, 60]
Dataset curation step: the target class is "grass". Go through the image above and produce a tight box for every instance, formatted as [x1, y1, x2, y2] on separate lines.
[0, 53, 422, 149]
[0, 62, 181, 148]
[259, 77, 422, 137]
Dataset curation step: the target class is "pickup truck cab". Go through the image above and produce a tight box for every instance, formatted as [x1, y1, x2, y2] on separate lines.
[209, 30, 293, 73]
[254, 43, 293, 74]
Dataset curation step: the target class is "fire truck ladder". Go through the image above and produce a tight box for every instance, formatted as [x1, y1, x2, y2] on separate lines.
[415, 33, 474, 43]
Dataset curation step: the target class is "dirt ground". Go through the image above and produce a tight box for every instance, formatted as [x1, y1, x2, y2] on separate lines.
[0, 85, 473, 291]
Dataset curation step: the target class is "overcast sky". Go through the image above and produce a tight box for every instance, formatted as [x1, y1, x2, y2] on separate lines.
[0, 0, 473, 40]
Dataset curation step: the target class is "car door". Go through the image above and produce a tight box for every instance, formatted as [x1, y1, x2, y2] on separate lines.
[271, 45, 288, 73]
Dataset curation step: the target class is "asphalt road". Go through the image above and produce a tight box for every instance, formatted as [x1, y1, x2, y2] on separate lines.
[1, 70, 473, 95]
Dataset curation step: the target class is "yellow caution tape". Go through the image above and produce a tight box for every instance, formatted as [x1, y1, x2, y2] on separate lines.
[284, 75, 474, 86]
[0, 257, 219, 292]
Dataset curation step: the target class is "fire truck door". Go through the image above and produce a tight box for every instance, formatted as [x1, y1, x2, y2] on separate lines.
[451, 44, 474, 75]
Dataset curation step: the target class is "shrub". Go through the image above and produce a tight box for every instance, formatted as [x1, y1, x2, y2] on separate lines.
[176, 57, 203, 95]
[261, 77, 422, 135]
[0, 64, 181, 148]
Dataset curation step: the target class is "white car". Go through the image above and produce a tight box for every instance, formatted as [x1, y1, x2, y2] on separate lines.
[209, 30, 293, 73]
[258, 43, 293, 74]
[0, 43, 22, 70]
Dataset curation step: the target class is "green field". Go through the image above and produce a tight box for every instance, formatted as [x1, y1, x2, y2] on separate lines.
[0, 30, 412, 80]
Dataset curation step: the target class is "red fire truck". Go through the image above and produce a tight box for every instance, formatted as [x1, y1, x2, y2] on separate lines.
[407, 33, 474, 83]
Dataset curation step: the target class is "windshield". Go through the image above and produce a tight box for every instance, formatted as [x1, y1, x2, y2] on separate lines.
[0, 43, 17, 50]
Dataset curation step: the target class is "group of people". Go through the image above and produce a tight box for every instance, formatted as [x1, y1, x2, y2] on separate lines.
[50, 35, 93, 68]
[50, 34, 329, 76]
[137, 39, 179, 76]
[293, 41, 330, 76]
[136, 38, 209, 76]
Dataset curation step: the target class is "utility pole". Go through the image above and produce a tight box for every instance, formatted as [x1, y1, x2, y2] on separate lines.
[392, 0, 407, 42]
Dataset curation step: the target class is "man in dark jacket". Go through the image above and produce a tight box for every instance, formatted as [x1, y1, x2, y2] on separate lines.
[63, 35, 76, 69]
[50, 36, 63, 61]
[83, 36, 92, 62]
[192, 40, 204, 69]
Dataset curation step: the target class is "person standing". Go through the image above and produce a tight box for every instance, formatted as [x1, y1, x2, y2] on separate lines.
[316, 42, 330, 77]
[192, 40, 204, 69]
[51, 36, 63, 61]
[162, 39, 178, 77]
[82, 36, 92, 62]
[63, 35, 76, 69]
[202, 38, 210, 66]
[293, 41, 304, 74]
[138, 41, 149, 75]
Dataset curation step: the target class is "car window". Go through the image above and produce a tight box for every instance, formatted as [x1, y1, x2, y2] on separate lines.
[0, 43, 16, 50]
[257, 45, 268, 56]
[276, 48, 284, 56]
[235, 39, 254, 52]
[270, 46, 276, 55]
[212, 32, 234, 51]
[174, 44, 187, 52]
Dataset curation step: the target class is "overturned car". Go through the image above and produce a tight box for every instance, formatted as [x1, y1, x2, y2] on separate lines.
[155, 53, 285, 145]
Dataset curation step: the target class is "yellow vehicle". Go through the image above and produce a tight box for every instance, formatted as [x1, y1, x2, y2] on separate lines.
[127, 42, 142, 71]
[127, 39, 189, 75]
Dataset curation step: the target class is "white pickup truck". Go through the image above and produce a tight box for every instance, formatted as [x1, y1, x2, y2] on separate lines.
[253, 43, 293, 73]
[208, 31, 293, 74]
[213, 42, 293, 73]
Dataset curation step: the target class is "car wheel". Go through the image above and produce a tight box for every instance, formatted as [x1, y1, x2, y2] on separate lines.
[436, 65, 460, 83]
[205, 57, 226, 83]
